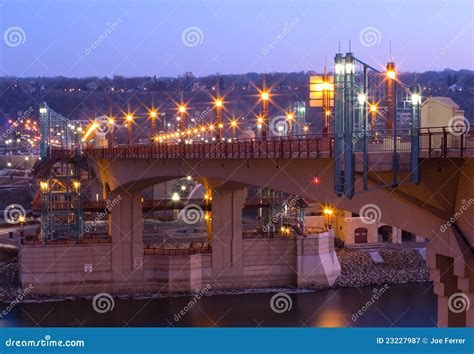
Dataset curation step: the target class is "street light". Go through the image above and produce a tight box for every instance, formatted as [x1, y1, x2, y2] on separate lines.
[178, 105, 186, 131]
[171, 192, 180, 202]
[323, 207, 334, 230]
[108, 117, 115, 146]
[150, 110, 158, 139]
[260, 91, 269, 139]
[386, 70, 396, 80]
[230, 119, 238, 139]
[215, 98, 223, 140]
[126, 114, 134, 144]
[411, 93, 422, 106]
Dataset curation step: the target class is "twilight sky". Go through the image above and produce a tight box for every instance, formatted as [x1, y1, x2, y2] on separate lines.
[0, 0, 473, 78]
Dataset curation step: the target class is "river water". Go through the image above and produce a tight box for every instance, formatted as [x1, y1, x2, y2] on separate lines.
[0, 283, 436, 327]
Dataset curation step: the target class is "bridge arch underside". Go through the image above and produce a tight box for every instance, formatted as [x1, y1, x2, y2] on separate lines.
[88, 157, 474, 326]
[93, 156, 464, 240]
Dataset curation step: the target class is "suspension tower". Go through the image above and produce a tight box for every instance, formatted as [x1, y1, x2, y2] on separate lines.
[332, 51, 421, 199]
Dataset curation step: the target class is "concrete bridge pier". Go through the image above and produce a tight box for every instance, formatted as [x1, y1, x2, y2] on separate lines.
[210, 187, 247, 288]
[428, 228, 474, 327]
[108, 190, 145, 292]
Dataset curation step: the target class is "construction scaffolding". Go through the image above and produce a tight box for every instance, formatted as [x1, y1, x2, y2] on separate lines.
[38, 102, 84, 240]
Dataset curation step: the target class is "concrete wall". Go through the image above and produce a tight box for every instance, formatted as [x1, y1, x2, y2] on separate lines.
[20, 243, 112, 295]
[20, 232, 340, 295]
[339, 218, 378, 245]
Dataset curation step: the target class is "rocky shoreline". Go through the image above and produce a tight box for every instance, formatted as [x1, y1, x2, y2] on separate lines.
[333, 249, 430, 288]
[0, 248, 430, 303]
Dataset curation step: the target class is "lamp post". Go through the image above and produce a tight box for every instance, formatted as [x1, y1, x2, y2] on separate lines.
[385, 62, 396, 133]
[323, 207, 334, 230]
[126, 114, 133, 144]
[260, 90, 269, 139]
[215, 98, 223, 140]
[230, 119, 237, 139]
[107, 117, 115, 147]
[150, 110, 157, 142]
[178, 105, 186, 132]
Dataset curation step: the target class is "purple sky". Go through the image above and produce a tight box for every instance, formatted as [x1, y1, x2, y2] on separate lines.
[0, 0, 473, 77]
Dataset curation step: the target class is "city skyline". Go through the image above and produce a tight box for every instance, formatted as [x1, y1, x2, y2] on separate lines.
[0, 0, 472, 78]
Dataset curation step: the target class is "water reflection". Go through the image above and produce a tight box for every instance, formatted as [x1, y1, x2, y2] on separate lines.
[0, 283, 436, 327]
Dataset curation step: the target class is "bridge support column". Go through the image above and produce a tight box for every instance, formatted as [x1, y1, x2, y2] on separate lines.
[391, 227, 402, 244]
[428, 228, 474, 327]
[109, 191, 144, 292]
[296, 229, 341, 287]
[210, 187, 247, 288]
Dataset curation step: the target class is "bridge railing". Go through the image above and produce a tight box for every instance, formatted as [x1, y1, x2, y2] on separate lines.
[54, 126, 474, 160]
[85, 134, 335, 159]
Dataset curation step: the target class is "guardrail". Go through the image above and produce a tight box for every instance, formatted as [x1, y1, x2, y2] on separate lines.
[46, 126, 473, 161]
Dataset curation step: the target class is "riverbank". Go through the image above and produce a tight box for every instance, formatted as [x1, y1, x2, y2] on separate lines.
[0, 248, 430, 302]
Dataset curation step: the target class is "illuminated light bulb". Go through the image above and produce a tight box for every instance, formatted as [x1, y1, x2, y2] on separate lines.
[126, 114, 133, 122]
[261, 92, 269, 101]
[322, 82, 332, 91]
[323, 208, 334, 216]
[313, 177, 320, 184]
[179, 106, 186, 113]
[357, 94, 366, 105]
[215, 99, 223, 107]
[150, 110, 157, 118]
[370, 104, 378, 113]
[209, 125, 214, 131]
[218, 123, 223, 128]
[171, 193, 180, 202]
[231, 120, 237, 127]
[386, 70, 396, 80]
[345, 62, 355, 74]
[325, 110, 331, 116]
[287, 113, 294, 120]
[411, 94, 421, 106]
[257, 116, 264, 124]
